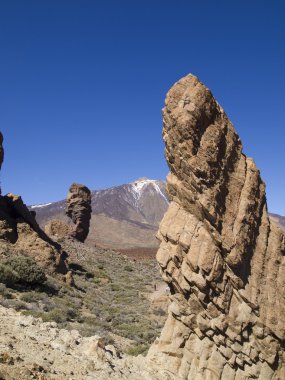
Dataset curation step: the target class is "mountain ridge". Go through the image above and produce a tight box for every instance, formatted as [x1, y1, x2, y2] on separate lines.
[30, 178, 169, 249]
[30, 177, 285, 250]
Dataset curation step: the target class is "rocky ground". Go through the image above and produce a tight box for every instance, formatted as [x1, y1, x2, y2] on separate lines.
[0, 238, 169, 379]
[0, 240, 172, 379]
[0, 304, 174, 380]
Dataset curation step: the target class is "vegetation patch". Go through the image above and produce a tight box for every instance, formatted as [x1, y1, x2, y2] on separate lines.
[0, 241, 168, 354]
[0, 255, 46, 286]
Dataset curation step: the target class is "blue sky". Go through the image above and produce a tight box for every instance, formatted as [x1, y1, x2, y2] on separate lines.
[0, 1, 284, 214]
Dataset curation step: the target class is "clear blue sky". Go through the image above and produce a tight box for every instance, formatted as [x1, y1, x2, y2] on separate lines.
[0, 1, 284, 214]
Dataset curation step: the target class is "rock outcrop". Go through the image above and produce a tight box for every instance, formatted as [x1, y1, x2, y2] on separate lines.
[148, 75, 285, 379]
[0, 133, 67, 274]
[44, 219, 72, 238]
[66, 183, 92, 242]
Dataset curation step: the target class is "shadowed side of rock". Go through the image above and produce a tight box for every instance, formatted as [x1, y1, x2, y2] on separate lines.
[147, 75, 285, 379]
[66, 183, 92, 242]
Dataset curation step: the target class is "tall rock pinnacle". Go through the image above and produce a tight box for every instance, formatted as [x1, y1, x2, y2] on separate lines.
[66, 183, 92, 242]
[148, 75, 285, 379]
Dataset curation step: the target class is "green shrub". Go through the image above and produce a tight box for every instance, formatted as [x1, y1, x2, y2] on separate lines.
[3, 255, 46, 285]
[20, 291, 44, 303]
[41, 308, 66, 323]
[0, 283, 13, 299]
[0, 263, 19, 285]
[40, 305, 80, 324]
[126, 344, 149, 356]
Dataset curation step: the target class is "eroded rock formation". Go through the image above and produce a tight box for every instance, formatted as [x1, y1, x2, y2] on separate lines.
[148, 75, 285, 379]
[0, 133, 67, 274]
[44, 219, 72, 238]
[66, 183, 92, 242]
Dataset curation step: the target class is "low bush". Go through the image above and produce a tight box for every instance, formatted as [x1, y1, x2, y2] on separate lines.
[0, 263, 19, 286]
[0, 283, 13, 299]
[41, 308, 67, 323]
[126, 343, 149, 356]
[2, 255, 46, 285]
[20, 291, 44, 303]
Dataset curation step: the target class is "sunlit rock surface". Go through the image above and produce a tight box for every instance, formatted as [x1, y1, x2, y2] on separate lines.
[148, 74, 285, 379]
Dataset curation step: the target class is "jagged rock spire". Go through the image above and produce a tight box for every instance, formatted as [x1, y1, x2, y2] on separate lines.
[148, 75, 285, 379]
[66, 183, 92, 242]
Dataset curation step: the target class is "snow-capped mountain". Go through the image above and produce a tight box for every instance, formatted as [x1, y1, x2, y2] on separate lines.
[30, 178, 285, 251]
[91, 178, 168, 226]
[31, 178, 169, 249]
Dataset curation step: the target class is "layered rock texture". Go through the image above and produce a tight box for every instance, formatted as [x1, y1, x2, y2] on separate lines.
[0, 133, 67, 273]
[148, 75, 285, 379]
[66, 183, 92, 242]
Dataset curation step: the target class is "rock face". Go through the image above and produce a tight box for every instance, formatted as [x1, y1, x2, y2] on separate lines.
[148, 75, 285, 379]
[66, 183, 92, 242]
[0, 133, 67, 274]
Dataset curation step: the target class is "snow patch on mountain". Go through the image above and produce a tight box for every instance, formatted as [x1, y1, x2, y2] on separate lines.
[151, 182, 169, 203]
[30, 202, 52, 209]
[131, 178, 168, 205]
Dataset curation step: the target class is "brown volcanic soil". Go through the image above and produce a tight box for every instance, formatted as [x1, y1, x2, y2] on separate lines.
[116, 247, 158, 261]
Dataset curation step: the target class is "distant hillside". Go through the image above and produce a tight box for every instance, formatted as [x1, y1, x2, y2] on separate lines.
[30, 179, 285, 250]
[269, 213, 285, 232]
[31, 178, 169, 250]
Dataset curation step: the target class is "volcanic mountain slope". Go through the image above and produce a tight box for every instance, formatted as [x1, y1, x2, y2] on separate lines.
[269, 212, 285, 231]
[31, 177, 285, 251]
[31, 178, 169, 249]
